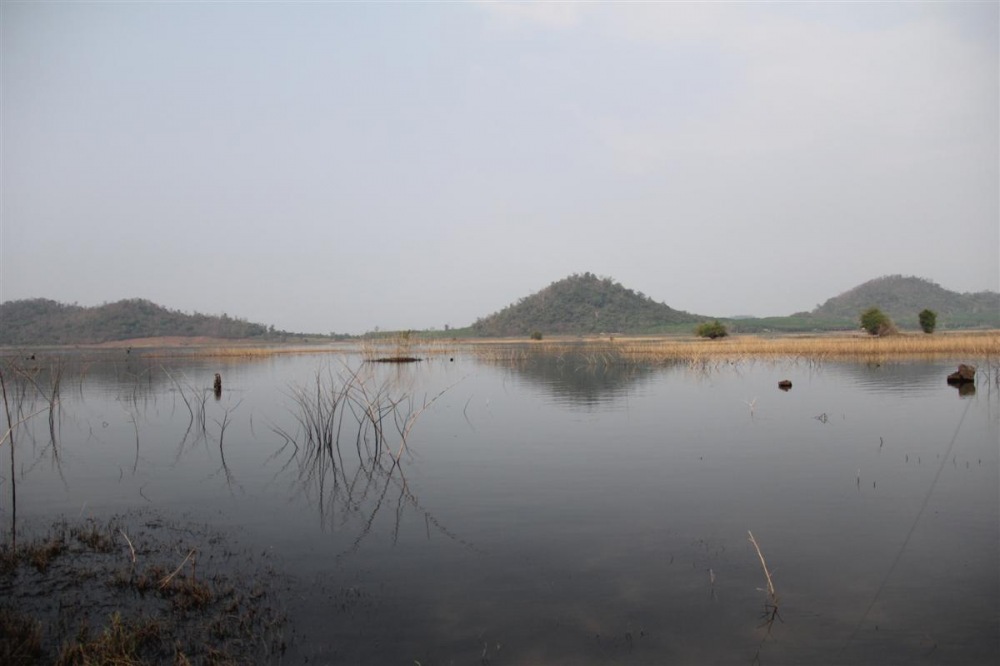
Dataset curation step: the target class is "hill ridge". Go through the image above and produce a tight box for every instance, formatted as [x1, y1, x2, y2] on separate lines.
[810, 274, 999, 328]
[3, 273, 997, 345]
[470, 272, 701, 336]
[0, 298, 278, 346]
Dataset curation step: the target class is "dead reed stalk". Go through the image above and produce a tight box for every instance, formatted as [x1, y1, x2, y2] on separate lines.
[119, 529, 136, 566]
[748, 530, 777, 604]
[159, 549, 196, 589]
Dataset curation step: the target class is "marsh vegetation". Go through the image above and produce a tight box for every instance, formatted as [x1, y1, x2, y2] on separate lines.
[1, 513, 286, 664]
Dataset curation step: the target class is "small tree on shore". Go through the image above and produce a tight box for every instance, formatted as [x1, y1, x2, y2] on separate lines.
[860, 307, 895, 336]
[918, 309, 937, 334]
[696, 320, 728, 339]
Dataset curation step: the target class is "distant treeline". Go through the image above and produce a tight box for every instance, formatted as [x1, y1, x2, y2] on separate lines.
[0, 298, 282, 346]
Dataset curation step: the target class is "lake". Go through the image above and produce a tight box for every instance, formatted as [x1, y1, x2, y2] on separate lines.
[2, 350, 998, 665]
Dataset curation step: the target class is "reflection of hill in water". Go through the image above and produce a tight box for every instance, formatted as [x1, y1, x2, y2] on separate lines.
[493, 355, 661, 407]
[3, 351, 274, 399]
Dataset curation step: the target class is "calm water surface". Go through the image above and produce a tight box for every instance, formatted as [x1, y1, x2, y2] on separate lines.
[2, 352, 998, 665]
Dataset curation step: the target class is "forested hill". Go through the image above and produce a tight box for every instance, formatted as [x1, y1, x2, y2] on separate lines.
[0, 298, 274, 346]
[810, 275, 999, 328]
[471, 273, 701, 337]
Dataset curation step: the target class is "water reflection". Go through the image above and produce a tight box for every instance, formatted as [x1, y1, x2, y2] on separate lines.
[487, 354, 661, 407]
[1, 359, 68, 550]
[827, 360, 985, 398]
[832, 360, 941, 389]
[2, 351, 997, 665]
[496, 355, 992, 406]
[268, 362, 470, 559]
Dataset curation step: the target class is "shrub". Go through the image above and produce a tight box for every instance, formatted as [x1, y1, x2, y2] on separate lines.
[695, 320, 728, 339]
[529, 331, 543, 341]
[918, 309, 937, 334]
[859, 307, 896, 336]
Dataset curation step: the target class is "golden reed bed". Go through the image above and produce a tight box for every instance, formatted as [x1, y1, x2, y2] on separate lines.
[457, 332, 1000, 368]
[568, 331, 1000, 362]
[117, 330, 1000, 364]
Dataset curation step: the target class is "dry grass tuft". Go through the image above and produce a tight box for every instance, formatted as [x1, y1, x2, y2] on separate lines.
[0, 607, 43, 663]
[71, 520, 117, 553]
[54, 612, 161, 666]
[27, 539, 67, 573]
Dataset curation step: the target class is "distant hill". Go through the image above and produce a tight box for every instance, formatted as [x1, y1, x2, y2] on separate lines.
[810, 275, 999, 329]
[470, 273, 701, 337]
[0, 298, 276, 346]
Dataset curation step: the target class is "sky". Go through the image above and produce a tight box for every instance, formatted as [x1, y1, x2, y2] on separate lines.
[2, 1, 997, 335]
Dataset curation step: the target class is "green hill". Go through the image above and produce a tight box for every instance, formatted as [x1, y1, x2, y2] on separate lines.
[810, 275, 999, 329]
[470, 273, 701, 337]
[4, 274, 996, 346]
[0, 298, 276, 346]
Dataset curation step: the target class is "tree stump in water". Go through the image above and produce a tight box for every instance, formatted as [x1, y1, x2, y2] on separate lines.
[946, 364, 975, 385]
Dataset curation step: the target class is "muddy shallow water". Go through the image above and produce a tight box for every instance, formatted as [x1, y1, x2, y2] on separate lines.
[2, 352, 998, 664]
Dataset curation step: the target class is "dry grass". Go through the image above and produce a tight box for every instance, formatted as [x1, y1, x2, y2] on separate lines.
[54, 612, 162, 666]
[469, 331, 1000, 364]
[1, 535, 68, 575]
[134, 330, 1000, 378]
[0, 608, 43, 664]
[135, 338, 465, 360]
[25, 330, 998, 364]
[142, 344, 350, 359]
[618, 331, 999, 362]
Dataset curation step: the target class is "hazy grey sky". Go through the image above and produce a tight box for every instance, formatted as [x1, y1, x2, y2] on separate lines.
[2, 1, 997, 334]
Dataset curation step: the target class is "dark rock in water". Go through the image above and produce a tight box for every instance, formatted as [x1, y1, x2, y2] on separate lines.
[778, 380, 792, 391]
[946, 364, 976, 384]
